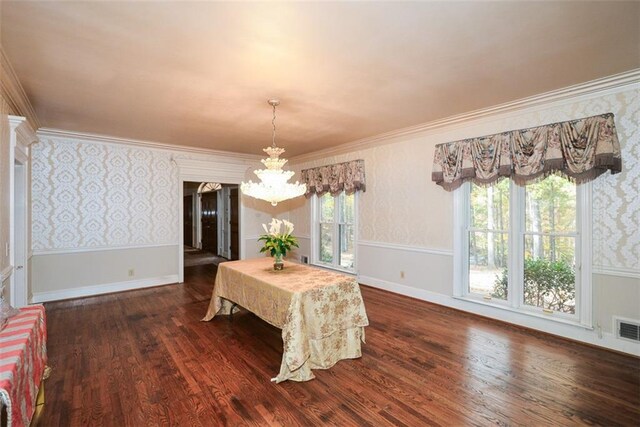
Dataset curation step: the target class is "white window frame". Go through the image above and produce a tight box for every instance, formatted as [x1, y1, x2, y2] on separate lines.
[310, 192, 358, 274]
[454, 179, 592, 328]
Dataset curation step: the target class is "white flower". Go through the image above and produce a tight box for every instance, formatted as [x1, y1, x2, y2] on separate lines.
[268, 218, 282, 236]
[282, 219, 294, 236]
[262, 223, 270, 235]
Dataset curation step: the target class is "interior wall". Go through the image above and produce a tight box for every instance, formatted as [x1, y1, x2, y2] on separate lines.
[31, 245, 178, 302]
[287, 83, 640, 354]
[30, 133, 269, 301]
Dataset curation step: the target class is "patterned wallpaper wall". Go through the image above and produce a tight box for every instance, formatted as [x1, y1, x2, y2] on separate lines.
[289, 86, 639, 272]
[32, 137, 179, 252]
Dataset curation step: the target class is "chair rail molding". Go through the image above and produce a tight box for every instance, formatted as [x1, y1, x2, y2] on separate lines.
[358, 240, 453, 257]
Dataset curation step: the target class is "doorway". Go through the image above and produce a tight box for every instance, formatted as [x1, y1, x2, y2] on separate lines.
[200, 191, 218, 253]
[182, 182, 240, 269]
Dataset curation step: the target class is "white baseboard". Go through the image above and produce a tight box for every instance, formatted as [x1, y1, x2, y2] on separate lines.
[358, 275, 639, 357]
[31, 274, 179, 303]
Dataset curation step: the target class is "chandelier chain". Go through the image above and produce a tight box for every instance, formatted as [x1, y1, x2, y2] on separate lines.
[272, 103, 277, 148]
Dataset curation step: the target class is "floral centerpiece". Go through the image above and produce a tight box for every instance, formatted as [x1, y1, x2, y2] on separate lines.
[259, 218, 299, 270]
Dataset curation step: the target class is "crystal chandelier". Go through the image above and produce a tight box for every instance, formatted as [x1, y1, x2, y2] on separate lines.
[240, 99, 306, 206]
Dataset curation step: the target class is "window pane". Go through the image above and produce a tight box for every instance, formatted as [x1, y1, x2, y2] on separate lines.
[525, 175, 576, 233]
[470, 180, 509, 231]
[523, 235, 576, 314]
[319, 223, 333, 264]
[339, 224, 355, 269]
[320, 194, 334, 223]
[468, 231, 508, 300]
[340, 193, 355, 224]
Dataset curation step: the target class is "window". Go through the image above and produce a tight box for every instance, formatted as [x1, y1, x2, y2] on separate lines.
[456, 176, 591, 326]
[312, 192, 357, 272]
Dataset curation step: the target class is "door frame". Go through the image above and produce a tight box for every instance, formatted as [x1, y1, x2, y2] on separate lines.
[175, 157, 253, 283]
[7, 116, 37, 307]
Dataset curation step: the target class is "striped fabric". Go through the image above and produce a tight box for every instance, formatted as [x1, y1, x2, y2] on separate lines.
[0, 305, 47, 427]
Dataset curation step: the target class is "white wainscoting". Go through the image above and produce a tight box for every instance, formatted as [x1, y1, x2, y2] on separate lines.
[357, 240, 454, 297]
[31, 245, 179, 298]
[31, 274, 179, 303]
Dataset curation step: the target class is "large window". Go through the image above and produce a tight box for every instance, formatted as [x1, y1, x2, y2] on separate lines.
[456, 176, 591, 326]
[312, 192, 356, 272]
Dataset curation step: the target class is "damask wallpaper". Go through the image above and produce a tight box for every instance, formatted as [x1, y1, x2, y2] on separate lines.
[32, 137, 179, 252]
[290, 86, 639, 273]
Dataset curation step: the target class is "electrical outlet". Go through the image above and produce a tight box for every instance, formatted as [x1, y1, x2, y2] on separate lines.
[400, 271, 405, 279]
[128, 269, 135, 277]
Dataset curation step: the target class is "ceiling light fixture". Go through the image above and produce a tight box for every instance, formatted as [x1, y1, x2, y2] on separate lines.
[240, 99, 306, 206]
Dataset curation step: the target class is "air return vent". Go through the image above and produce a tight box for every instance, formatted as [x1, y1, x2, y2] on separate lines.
[615, 317, 640, 342]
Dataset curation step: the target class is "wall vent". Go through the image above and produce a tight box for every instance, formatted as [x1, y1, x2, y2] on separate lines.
[615, 317, 640, 342]
[300, 255, 309, 264]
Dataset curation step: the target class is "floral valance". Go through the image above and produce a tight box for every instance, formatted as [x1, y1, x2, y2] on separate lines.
[431, 113, 621, 191]
[301, 159, 366, 197]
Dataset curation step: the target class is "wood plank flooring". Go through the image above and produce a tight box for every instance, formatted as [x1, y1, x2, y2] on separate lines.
[40, 264, 640, 426]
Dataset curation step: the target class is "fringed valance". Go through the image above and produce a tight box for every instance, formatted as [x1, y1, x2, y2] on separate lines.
[301, 159, 366, 197]
[431, 113, 621, 191]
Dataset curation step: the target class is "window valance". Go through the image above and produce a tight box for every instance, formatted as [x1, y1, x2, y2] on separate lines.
[301, 159, 366, 197]
[431, 113, 621, 191]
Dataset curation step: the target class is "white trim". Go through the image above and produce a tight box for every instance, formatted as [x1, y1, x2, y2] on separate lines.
[359, 275, 639, 356]
[0, 265, 14, 282]
[578, 181, 593, 328]
[358, 240, 453, 257]
[0, 47, 40, 128]
[291, 69, 640, 164]
[311, 192, 359, 273]
[454, 179, 592, 326]
[30, 274, 179, 303]
[452, 184, 465, 298]
[32, 243, 179, 256]
[37, 128, 261, 160]
[593, 266, 640, 279]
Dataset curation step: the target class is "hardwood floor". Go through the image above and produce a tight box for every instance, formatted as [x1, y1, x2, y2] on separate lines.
[41, 265, 640, 426]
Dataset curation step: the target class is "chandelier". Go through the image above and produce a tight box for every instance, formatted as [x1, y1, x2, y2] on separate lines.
[240, 99, 306, 206]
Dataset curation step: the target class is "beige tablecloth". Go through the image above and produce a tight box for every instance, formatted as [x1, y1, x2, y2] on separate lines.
[202, 257, 369, 382]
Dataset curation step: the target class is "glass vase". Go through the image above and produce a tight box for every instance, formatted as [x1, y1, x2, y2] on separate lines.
[274, 253, 284, 270]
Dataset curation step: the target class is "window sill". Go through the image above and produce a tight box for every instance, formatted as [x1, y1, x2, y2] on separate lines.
[310, 262, 356, 276]
[452, 295, 594, 330]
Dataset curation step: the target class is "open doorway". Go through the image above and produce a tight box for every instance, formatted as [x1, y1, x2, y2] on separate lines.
[183, 182, 240, 269]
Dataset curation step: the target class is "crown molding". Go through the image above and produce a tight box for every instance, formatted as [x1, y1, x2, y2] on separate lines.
[290, 69, 640, 164]
[0, 46, 41, 129]
[8, 115, 38, 145]
[37, 127, 262, 161]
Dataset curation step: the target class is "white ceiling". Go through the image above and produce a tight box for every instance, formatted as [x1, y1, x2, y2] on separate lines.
[1, 1, 638, 157]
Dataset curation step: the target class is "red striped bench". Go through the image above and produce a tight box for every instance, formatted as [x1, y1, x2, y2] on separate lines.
[0, 305, 48, 427]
